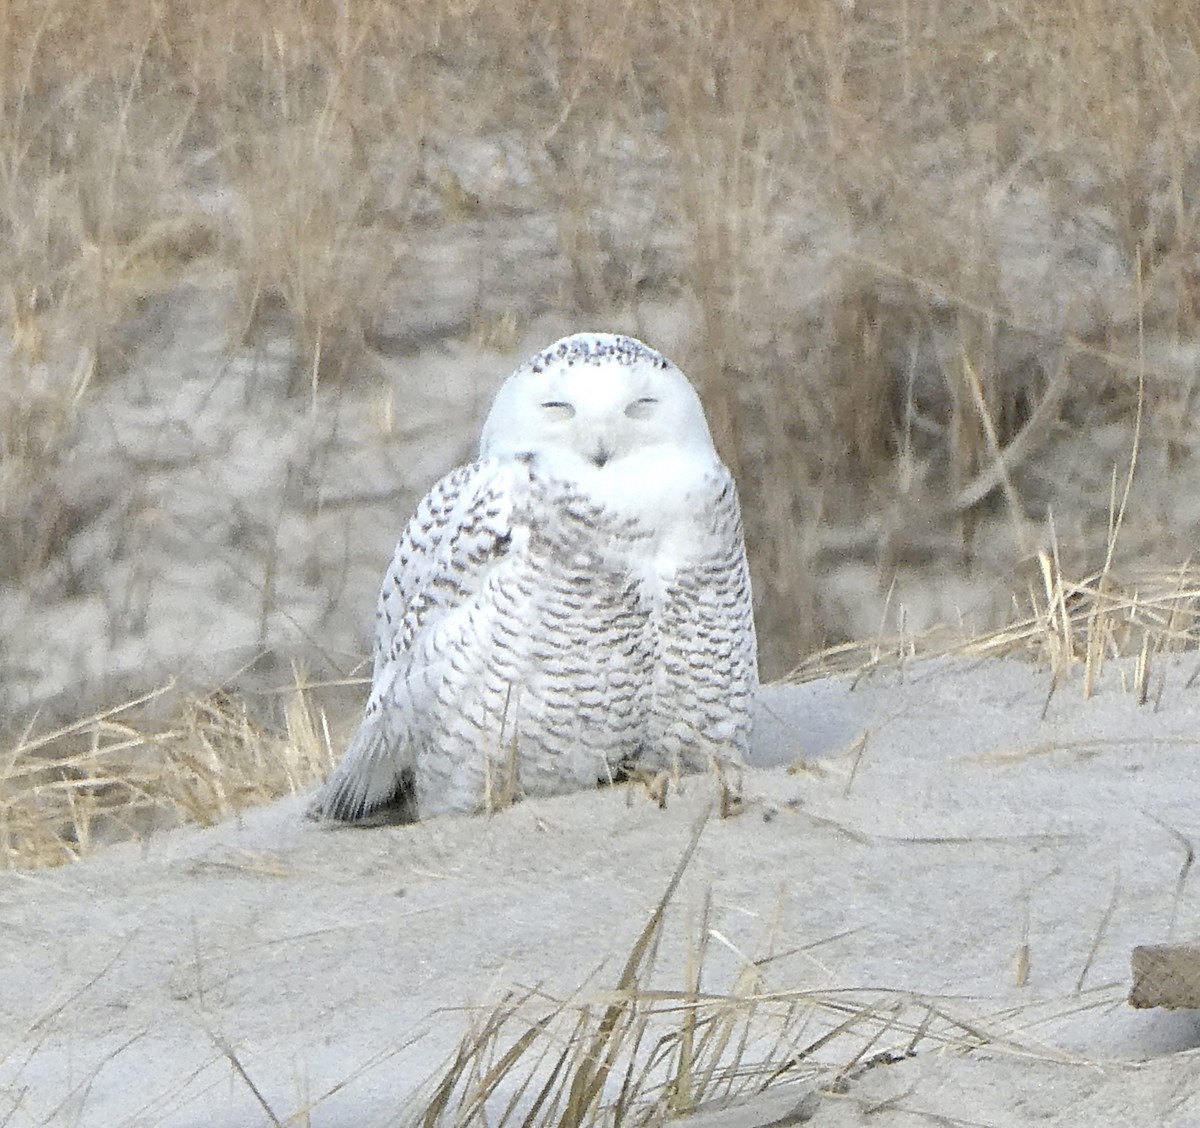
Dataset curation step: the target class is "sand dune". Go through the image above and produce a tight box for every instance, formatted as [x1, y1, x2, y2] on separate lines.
[4, 656, 1200, 1127]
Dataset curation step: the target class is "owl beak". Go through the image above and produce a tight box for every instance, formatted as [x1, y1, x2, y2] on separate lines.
[590, 443, 612, 468]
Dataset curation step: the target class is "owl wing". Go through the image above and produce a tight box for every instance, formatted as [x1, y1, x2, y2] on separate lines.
[312, 457, 526, 823]
[370, 459, 517, 679]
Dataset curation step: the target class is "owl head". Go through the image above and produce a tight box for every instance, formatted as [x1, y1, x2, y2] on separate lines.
[479, 333, 719, 477]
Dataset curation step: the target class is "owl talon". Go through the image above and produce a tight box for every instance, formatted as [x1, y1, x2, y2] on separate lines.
[623, 767, 673, 809]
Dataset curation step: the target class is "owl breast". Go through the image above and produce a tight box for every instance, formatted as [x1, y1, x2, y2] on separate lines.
[409, 466, 753, 817]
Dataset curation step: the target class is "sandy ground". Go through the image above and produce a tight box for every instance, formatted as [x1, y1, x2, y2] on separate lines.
[3, 655, 1200, 1127]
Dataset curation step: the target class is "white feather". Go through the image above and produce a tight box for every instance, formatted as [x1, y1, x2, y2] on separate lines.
[311, 333, 758, 823]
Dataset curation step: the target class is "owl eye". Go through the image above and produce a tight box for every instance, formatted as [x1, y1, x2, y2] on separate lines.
[540, 401, 576, 420]
[624, 397, 658, 419]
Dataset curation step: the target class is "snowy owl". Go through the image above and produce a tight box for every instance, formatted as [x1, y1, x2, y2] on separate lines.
[311, 332, 758, 823]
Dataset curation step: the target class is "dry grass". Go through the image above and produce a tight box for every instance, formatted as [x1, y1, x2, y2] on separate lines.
[0, 671, 333, 869]
[3, 0, 1200, 679]
[413, 968, 1103, 1128]
[405, 812, 1115, 1128]
[788, 560, 1200, 686]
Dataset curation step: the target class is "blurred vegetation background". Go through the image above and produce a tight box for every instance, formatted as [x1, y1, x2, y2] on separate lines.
[4, 0, 1200, 722]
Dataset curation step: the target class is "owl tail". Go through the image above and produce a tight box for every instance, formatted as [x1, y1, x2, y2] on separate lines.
[307, 708, 418, 825]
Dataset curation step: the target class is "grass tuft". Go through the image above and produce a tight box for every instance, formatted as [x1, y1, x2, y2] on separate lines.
[407, 812, 1071, 1128]
[0, 670, 332, 870]
[788, 561, 1200, 691]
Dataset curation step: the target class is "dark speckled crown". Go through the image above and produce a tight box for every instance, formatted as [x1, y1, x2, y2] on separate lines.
[524, 333, 671, 376]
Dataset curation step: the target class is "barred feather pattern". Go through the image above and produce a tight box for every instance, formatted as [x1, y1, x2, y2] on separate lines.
[312, 454, 756, 823]
[311, 331, 758, 824]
